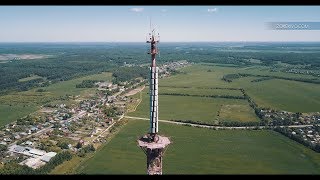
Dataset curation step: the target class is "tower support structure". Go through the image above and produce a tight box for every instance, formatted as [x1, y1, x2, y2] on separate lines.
[138, 134, 170, 175]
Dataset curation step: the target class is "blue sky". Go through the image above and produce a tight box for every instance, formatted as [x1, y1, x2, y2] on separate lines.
[0, 6, 320, 42]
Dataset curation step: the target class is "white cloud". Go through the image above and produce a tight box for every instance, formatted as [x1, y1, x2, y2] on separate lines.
[207, 8, 218, 13]
[161, 9, 167, 12]
[130, 8, 144, 13]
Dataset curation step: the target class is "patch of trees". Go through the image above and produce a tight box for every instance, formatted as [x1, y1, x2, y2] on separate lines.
[251, 77, 274, 82]
[159, 85, 242, 91]
[263, 116, 295, 126]
[104, 88, 120, 96]
[77, 144, 95, 157]
[315, 125, 320, 133]
[36, 150, 73, 174]
[222, 73, 250, 82]
[244, 73, 320, 84]
[0, 144, 7, 152]
[240, 88, 265, 123]
[102, 106, 120, 117]
[68, 123, 78, 133]
[16, 115, 39, 126]
[76, 80, 99, 88]
[57, 141, 69, 149]
[168, 69, 186, 75]
[38, 140, 56, 152]
[172, 119, 215, 126]
[109, 119, 128, 133]
[36, 88, 46, 92]
[172, 119, 262, 127]
[75, 142, 83, 149]
[0, 144, 8, 158]
[198, 87, 242, 90]
[0, 77, 45, 94]
[0, 161, 34, 175]
[174, 120, 255, 128]
[220, 121, 262, 127]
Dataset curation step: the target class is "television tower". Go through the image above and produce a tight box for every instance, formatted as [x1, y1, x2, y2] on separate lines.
[137, 23, 171, 175]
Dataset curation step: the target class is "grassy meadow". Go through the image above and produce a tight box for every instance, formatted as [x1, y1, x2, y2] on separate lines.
[219, 102, 259, 122]
[159, 86, 243, 97]
[41, 72, 112, 97]
[231, 77, 320, 112]
[0, 104, 37, 126]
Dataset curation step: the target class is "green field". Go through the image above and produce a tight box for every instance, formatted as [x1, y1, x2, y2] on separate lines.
[159, 64, 313, 88]
[0, 90, 55, 105]
[159, 86, 243, 97]
[159, 65, 234, 88]
[0, 72, 112, 125]
[159, 64, 320, 112]
[76, 120, 320, 174]
[0, 104, 37, 126]
[128, 89, 258, 123]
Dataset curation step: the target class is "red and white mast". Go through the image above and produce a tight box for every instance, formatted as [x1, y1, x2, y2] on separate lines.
[147, 27, 160, 135]
[138, 22, 171, 175]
